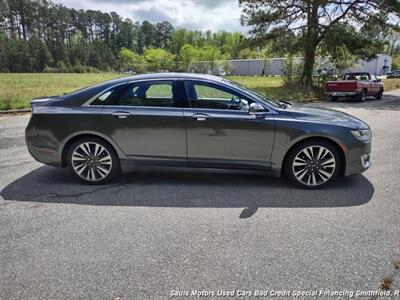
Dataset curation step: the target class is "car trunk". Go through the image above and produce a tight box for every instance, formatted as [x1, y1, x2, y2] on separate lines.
[30, 96, 60, 113]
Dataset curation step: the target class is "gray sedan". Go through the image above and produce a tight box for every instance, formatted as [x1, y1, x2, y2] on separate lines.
[25, 73, 371, 188]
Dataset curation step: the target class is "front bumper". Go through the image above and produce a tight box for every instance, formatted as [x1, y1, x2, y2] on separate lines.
[344, 141, 371, 176]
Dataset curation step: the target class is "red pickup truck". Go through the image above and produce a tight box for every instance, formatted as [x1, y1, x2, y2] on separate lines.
[325, 72, 384, 102]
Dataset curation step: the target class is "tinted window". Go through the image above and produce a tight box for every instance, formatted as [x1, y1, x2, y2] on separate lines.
[221, 78, 278, 108]
[344, 73, 370, 80]
[185, 81, 250, 111]
[90, 84, 127, 105]
[109, 81, 175, 107]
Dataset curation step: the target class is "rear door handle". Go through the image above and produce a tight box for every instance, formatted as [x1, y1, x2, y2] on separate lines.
[112, 111, 130, 119]
[192, 113, 210, 121]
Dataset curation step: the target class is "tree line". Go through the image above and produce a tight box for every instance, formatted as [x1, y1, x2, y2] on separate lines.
[0, 0, 399, 84]
[0, 0, 253, 73]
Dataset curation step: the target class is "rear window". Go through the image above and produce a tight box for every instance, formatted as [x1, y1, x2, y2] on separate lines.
[344, 73, 370, 80]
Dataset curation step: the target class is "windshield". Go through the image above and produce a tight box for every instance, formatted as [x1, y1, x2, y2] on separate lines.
[221, 78, 281, 108]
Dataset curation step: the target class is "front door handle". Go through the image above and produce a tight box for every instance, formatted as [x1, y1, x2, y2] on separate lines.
[112, 111, 130, 119]
[192, 113, 210, 121]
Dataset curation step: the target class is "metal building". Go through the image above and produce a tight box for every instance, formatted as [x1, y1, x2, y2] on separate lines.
[345, 54, 392, 75]
[193, 54, 392, 76]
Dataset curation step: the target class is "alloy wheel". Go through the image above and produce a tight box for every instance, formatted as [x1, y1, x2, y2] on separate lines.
[71, 142, 112, 182]
[292, 146, 336, 187]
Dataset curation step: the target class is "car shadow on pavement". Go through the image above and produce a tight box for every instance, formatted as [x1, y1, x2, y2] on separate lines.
[1, 165, 374, 218]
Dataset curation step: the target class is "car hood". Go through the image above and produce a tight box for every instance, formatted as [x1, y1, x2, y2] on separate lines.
[286, 104, 369, 129]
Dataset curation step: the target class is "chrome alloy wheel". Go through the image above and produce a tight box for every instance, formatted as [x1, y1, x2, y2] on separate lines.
[71, 142, 112, 182]
[292, 146, 336, 187]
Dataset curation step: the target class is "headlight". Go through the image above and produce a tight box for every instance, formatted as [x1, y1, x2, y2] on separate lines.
[351, 129, 371, 143]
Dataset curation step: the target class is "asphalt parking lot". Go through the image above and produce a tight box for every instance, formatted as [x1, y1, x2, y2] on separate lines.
[1, 92, 399, 299]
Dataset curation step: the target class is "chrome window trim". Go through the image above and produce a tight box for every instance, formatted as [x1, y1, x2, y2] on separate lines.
[182, 106, 277, 115]
[81, 78, 179, 107]
[182, 78, 278, 115]
[98, 105, 183, 110]
[183, 104, 278, 116]
[81, 76, 278, 115]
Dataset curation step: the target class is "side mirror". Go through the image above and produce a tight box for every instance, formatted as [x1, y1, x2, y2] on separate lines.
[248, 103, 265, 118]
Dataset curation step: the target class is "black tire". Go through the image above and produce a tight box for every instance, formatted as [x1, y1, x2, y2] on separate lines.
[375, 88, 383, 100]
[67, 137, 120, 184]
[355, 89, 367, 102]
[330, 96, 338, 102]
[284, 140, 342, 189]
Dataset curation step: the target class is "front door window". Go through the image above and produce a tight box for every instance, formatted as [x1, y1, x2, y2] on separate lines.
[185, 81, 250, 111]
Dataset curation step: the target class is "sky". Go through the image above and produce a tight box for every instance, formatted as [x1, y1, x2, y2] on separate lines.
[53, 0, 248, 33]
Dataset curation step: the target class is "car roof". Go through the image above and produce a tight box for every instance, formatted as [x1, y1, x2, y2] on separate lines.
[108, 72, 224, 85]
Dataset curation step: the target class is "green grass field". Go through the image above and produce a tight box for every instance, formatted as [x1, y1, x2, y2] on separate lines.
[0, 73, 399, 110]
[225, 76, 324, 101]
[0, 73, 121, 110]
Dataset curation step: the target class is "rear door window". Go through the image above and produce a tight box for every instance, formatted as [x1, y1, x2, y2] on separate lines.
[116, 81, 175, 107]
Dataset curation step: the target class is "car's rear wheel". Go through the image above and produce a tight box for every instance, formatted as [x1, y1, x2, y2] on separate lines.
[355, 89, 367, 102]
[330, 96, 338, 102]
[375, 88, 383, 100]
[284, 140, 341, 189]
[67, 137, 120, 184]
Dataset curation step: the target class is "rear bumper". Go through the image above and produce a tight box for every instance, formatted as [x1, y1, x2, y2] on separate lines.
[325, 91, 357, 97]
[26, 143, 62, 167]
[25, 123, 62, 167]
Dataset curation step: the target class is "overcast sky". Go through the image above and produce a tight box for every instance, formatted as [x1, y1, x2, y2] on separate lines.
[53, 0, 248, 33]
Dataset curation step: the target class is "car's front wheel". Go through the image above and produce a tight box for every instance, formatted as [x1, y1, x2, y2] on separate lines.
[67, 137, 120, 184]
[375, 88, 383, 100]
[284, 140, 341, 189]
